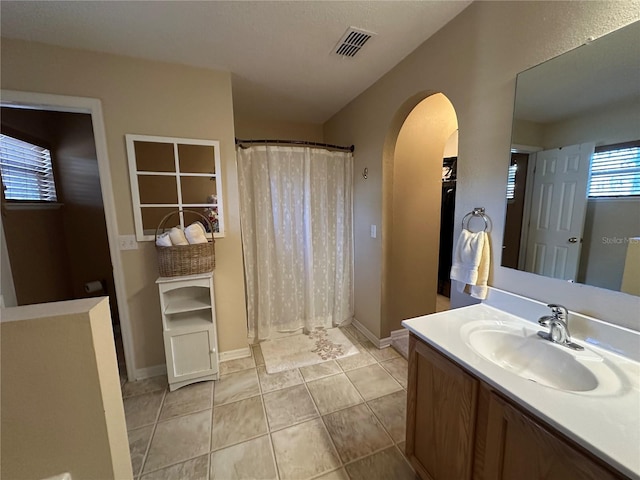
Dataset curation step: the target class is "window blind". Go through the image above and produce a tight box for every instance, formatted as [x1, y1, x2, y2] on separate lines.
[0, 134, 57, 202]
[506, 164, 517, 200]
[588, 144, 640, 198]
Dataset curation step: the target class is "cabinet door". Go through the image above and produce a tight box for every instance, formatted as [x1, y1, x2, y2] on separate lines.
[406, 334, 479, 480]
[164, 327, 218, 384]
[483, 392, 623, 480]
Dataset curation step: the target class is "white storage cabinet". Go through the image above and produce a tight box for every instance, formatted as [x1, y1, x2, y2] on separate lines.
[156, 272, 219, 391]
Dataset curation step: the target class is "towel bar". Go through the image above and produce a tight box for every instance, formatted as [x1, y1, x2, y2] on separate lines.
[462, 207, 489, 232]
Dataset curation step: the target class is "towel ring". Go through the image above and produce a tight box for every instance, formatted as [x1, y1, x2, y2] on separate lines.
[462, 207, 489, 232]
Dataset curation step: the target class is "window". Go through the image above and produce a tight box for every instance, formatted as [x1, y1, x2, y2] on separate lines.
[506, 163, 517, 200]
[0, 134, 57, 202]
[588, 141, 640, 198]
[126, 134, 224, 241]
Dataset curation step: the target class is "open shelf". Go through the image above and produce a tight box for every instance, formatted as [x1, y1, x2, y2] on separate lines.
[164, 294, 211, 315]
[163, 287, 210, 315]
[164, 309, 212, 331]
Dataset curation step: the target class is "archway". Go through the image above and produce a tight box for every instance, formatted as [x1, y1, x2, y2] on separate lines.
[381, 92, 458, 337]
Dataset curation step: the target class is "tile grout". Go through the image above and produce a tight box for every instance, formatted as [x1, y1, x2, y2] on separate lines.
[137, 387, 167, 479]
[124, 328, 410, 479]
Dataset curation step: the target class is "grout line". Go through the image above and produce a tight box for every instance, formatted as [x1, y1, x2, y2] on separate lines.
[303, 374, 345, 475]
[208, 380, 214, 480]
[141, 452, 211, 477]
[136, 335, 407, 479]
[261, 395, 282, 480]
[138, 385, 214, 478]
[137, 387, 168, 478]
[251, 344, 282, 480]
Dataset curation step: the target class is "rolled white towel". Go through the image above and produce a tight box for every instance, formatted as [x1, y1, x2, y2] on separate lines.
[156, 232, 173, 247]
[169, 226, 189, 246]
[185, 222, 208, 245]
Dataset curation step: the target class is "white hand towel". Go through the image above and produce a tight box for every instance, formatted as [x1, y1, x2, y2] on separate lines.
[169, 226, 189, 246]
[450, 229, 490, 300]
[185, 222, 208, 245]
[156, 232, 173, 247]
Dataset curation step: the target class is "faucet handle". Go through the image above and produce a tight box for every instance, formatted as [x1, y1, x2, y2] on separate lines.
[547, 304, 568, 321]
[538, 315, 553, 327]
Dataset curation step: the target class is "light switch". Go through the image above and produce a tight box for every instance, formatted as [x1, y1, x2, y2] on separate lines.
[118, 235, 138, 250]
[370, 225, 377, 238]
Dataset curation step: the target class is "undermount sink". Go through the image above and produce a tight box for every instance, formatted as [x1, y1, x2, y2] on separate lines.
[460, 321, 625, 395]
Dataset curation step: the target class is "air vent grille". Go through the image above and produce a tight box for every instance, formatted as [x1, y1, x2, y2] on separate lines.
[334, 27, 375, 58]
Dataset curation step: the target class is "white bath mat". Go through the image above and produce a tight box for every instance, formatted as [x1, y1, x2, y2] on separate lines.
[260, 328, 359, 374]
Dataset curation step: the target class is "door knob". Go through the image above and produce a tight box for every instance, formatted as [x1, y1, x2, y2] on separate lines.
[568, 237, 578, 243]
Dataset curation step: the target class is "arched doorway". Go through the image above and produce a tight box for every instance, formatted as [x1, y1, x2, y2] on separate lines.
[381, 93, 458, 338]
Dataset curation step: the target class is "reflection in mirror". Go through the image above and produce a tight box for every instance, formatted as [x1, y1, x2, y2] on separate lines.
[502, 21, 640, 296]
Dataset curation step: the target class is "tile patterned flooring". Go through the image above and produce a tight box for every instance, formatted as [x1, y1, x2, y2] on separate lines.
[123, 326, 416, 480]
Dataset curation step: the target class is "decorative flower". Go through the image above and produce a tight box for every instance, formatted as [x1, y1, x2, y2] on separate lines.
[204, 194, 219, 233]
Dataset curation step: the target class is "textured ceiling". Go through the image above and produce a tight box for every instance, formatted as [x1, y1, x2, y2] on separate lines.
[515, 20, 640, 124]
[0, 1, 472, 124]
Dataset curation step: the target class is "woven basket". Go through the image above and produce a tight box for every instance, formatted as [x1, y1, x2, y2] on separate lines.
[155, 209, 215, 277]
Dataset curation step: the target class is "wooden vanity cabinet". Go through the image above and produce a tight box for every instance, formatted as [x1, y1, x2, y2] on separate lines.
[482, 391, 620, 480]
[406, 333, 628, 480]
[406, 333, 479, 480]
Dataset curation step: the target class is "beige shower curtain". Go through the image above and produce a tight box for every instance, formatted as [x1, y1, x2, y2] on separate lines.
[237, 145, 354, 342]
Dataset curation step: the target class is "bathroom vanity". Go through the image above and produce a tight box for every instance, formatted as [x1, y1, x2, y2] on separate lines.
[402, 289, 639, 480]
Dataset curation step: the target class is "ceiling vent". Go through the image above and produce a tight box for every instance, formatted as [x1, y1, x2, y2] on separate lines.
[333, 27, 376, 58]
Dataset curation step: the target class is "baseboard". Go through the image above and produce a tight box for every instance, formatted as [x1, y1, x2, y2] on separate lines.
[352, 318, 392, 349]
[219, 346, 251, 362]
[390, 328, 409, 341]
[131, 347, 251, 380]
[134, 363, 166, 381]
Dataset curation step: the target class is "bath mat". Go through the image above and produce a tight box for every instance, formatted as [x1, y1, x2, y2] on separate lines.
[261, 328, 359, 374]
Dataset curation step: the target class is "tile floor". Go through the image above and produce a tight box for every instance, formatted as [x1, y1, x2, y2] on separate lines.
[122, 326, 416, 480]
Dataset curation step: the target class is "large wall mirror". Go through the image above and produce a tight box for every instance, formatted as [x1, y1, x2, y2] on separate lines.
[502, 21, 640, 296]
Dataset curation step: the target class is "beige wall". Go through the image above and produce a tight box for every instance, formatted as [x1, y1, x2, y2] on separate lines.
[324, 1, 640, 334]
[1, 298, 132, 480]
[0, 215, 17, 307]
[386, 94, 457, 336]
[234, 116, 324, 143]
[1, 39, 248, 372]
[513, 100, 639, 149]
[579, 199, 640, 290]
[2, 207, 73, 304]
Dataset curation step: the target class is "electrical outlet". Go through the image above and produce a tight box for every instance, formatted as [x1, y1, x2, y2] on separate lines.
[370, 225, 377, 238]
[118, 235, 138, 250]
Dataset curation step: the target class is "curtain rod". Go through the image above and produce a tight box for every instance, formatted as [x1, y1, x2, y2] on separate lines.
[235, 138, 354, 153]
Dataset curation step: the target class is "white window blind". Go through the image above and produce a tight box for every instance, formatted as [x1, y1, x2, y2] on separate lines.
[506, 164, 517, 200]
[0, 134, 57, 202]
[588, 144, 640, 198]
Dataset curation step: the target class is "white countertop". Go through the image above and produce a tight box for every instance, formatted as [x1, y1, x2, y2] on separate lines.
[402, 303, 640, 479]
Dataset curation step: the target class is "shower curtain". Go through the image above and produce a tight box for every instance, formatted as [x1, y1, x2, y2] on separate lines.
[237, 145, 354, 342]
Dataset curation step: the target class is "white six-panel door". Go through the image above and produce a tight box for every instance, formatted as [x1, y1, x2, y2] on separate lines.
[524, 143, 594, 281]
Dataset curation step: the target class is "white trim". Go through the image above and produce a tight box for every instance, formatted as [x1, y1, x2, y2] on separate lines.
[134, 363, 167, 381]
[352, 318, 392, 348]
[3, 202, 63, 211]
[219, 346, 251, 362]
[390, 328, 409, 341]
[1, 89, 137, 382]
[124, 133, 225, 241]
[511, 144, 543, 153]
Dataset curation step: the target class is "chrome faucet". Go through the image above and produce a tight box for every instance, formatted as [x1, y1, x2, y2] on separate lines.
[537, 304, 584, 351]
